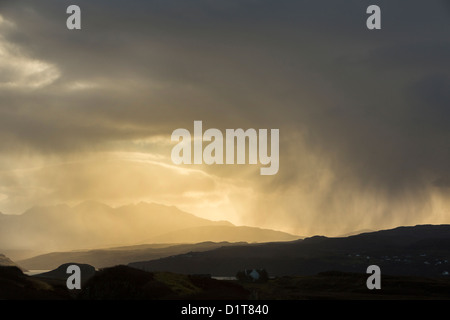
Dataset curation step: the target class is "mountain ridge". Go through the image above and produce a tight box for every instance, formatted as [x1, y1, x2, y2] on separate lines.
[18, 241, 248, 270]
[129, 224, 450, 278]
[147, 225, 299, 243]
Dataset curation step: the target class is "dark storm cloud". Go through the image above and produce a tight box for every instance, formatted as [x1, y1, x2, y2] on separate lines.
[0, 0, 449, 231]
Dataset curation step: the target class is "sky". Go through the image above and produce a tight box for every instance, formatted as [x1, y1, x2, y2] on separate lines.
[0, 0, 449, 237]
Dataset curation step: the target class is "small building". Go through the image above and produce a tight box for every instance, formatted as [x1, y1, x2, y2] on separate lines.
[236, 269, 269, 283]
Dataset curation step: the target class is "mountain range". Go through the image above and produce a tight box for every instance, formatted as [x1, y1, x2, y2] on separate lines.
[3, 224, 450, 300]
[0, 201, 299, 259]
[129, 224, 450, 278]
[18, 241, 247, 270]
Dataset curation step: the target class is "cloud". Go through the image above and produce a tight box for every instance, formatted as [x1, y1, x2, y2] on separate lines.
[0, 15, 59, 89]
[0, 0, 448, 235]
[434, 177, 450, 189]
[0, 154, 247, 222]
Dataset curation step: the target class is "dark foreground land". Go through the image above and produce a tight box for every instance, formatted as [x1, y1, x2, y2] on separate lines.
[242, 271, 450, 300]
[1, 265, 450, 300]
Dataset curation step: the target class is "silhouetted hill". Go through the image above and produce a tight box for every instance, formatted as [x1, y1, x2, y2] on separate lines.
[129, 225, 450, 278]
[0, 201, 299, 254]
[0, 266, 70, 299]
[0, 266, 450, 300]
[19, 242, 247, 270]
[0, 264, 249, 300]
[337, 229, 375, 237]
[34, 263, 96, 286]
[78, 265, 250, 300]
[1, 265, 450, 300]
[149, 225, 299, 243]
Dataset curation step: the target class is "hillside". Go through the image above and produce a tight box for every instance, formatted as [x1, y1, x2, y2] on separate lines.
[34, 263, 96, 286]
[1, 264, 450, 300]
[129, 225, 450, 278]
[77, 266, 250, 300]
[0, 264, 249, 300]
[149, 225, 299, 243]
[0, 266, 70, 299]
[19, 242, 247, 270]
